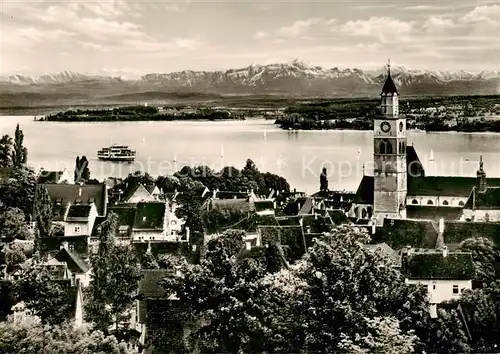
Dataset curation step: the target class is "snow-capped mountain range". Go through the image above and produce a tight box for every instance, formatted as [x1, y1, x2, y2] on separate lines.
[1, 60, 498, 97]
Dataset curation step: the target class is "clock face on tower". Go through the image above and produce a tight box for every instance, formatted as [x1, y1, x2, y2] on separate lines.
[380, 121, 391, 133]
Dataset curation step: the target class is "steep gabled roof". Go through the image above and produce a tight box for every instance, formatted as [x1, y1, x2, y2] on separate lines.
[405, 252, 475, 280]
[55, 247, 90, 273]
[464, 187, 500, 210]
[374, 218, 439, 249]
[353, 176, 374, 204]
[364, 243, 401, 267]
[406, 146, 425, 177]
[40, 183, 107, 216]
[66, 204, 92, 219]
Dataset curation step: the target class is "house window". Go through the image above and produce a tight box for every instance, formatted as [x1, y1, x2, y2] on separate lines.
[412, 199, 418, 205]
[453, 285, 459, 294]
[459, 201, 464, 206]
[433, 284, 436, 290]
[74, 226, 81, 233]
[399, 122, 404, 132]
[442, 200, 449, 206]
[171, 220, 177, 225]
[69, 244, 75, 251]
[427, 200, 433, 205]
[150, 237, 154, 240]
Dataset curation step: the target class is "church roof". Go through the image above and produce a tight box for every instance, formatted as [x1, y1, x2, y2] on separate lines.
[464, 187, 500, 210]
[381, 72, 398, 95]
[353, 176, 374, 204]
[407, 176, 500, 197]
[406, 146, 425, 177]
[406, 206, 464, 221]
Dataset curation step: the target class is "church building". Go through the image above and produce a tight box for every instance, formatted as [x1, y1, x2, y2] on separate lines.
[350, 62, 500, 226]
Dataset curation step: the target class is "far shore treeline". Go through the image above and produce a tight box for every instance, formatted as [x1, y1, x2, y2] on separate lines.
[39, 94, 500, 133]
[43, 106, 240, 122]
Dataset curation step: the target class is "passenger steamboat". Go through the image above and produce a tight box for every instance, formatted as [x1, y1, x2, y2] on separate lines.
[97, 144, 136, 162]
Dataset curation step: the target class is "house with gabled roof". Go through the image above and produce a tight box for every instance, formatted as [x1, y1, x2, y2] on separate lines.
[41, 243, 91, 287]
[402, 242, 475, 318]
[131, 202, 169, 243]
[120, 182, 159, 204]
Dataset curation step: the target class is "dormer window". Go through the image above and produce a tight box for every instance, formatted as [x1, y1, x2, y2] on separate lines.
[89, 197, 95, 204]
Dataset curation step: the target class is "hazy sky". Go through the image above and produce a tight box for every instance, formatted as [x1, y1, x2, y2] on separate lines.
[1, 0, 499, 77]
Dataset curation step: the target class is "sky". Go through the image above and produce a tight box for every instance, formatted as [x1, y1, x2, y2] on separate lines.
[1, 0, 499, 77]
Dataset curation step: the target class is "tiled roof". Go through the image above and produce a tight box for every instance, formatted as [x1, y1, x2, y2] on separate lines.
[443, 221, 500, 245]
[326, 210, 348, 225]
[37, 171, 65, 184]
[276, 216, 301, 227]
[133, 202, 166, 230]
[381, 72, 398, 95]
[121, 183, 156, 203]
[216, 191, 249, 199]
[66, 204, 91, 218]
[364, 243, 401, 267]
[40, 183, 107, 216]
[283, 197, 314, 216]
[407, 176, 500, 197]
[405, 252, 475, 280]
[374, 218, 439, 250]
[210, 198, 252, 213]
[55, 247, 90, 273]
[464, 187, 500, 210]
[353, 176, 374, 204]
[406, 206, 463, 221]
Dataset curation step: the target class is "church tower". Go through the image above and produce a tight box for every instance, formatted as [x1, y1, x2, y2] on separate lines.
[373, 60, 407, 224]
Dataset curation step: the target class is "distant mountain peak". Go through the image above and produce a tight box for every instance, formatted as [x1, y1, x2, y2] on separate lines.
[1, 61, 498, 97]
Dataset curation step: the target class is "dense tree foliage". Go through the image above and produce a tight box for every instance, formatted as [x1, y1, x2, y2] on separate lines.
[33, 184, 53, 255]
[15, 266, 75, 325]
[86, 213, 142, 334]
[0, 134, 13, 168]
[0, 204, 32, 241]
[0, 316, 134, 354]
[161, 225, 430, 353]
[0, 166, 36, 217]
[459, 237, 497, 285]
[11, 124, 28, 167]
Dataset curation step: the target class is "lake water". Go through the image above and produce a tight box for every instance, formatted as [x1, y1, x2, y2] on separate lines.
[1, 116, 500, 194]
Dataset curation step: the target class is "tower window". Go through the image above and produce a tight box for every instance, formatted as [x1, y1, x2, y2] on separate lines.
[399, 122, 404, 132]
[442, 200, 449, 206]
[427, 200, 434, 205]
[379, 139, 393, 154]
[412, 199, 418, 205]
[459, 201, 465, 206]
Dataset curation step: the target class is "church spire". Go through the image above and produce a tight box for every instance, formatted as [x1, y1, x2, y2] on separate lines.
[381, 58, 398, 95]
[477, 155, 487, 192]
